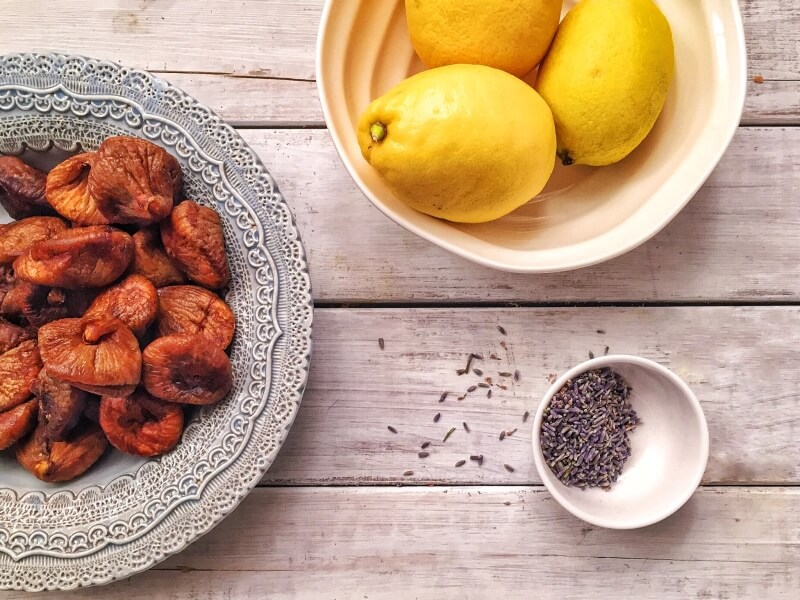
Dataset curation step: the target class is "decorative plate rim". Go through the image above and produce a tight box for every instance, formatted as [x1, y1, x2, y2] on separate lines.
[0, 52, 313, 591]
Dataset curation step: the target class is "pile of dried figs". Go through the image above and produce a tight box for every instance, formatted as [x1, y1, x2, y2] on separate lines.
[0, 136, 235, 483]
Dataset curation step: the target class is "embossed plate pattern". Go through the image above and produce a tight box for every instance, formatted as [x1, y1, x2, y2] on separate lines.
[0, 53, 312, 591]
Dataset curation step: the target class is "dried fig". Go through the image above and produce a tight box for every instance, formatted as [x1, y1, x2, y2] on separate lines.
[129, 227, 184, 287]
[0, 339, 42, 412]
[0, 156, 55, 219]
[88, 136, 181, 224]
[0, 398, 38, 450]
[32, 370, 87, 443]
[0, 317, 34, 354]
[14, 225, 134, 289]
[0, 281, 70, 327]
[0, 217, 69, 264]
[142, 334, 232, 405]
[0, 264, 14, 307]
[84, 274, 158, 336]
[16, 421, 107, 483]
[99, 390, 184, 457]
[83, 397, 100, 423]
[157, 285, 235, 349]
[45, 152, 111, 225]
[161, 200, 230, 288]
[38, 316, 141, 397]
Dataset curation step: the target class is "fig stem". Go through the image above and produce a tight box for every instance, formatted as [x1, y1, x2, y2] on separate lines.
[369, 122, 387, 143]
[83, 319, 118, 345]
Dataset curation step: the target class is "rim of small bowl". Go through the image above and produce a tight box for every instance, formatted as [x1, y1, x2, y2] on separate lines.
[531, 355, 710, 529]
[315, 0, 748, 273]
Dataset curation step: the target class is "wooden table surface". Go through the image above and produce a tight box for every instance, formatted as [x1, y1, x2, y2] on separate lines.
[2, 1, 799, 598]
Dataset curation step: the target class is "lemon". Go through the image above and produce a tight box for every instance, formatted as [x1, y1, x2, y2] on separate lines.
[535, 0, 674, 166]
[405, 0, 563, 77]
[357, 65, 556, 224]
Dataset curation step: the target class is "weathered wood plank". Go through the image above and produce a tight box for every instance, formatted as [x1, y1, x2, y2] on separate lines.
[262, 307, 800, 485]
[12, 487, 799, 599]
[744, 80, 800, 125]
[0, 1, 797, 125]
[0, 0, 320, 80]
[0, 1, 795, 81]
[163, 73, 324, 127]
[742, 0, 800, 80]
[245, 127, 800, 303]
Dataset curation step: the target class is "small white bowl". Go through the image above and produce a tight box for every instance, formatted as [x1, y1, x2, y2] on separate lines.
[531, 355, 709, 529]
[317, 0, 746, 272]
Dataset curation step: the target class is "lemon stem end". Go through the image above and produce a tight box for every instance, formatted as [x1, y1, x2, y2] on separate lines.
[558, 149, 575, 166]
[370, 122, 387, 143]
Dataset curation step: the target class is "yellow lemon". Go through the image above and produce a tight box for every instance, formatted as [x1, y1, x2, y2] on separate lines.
[535, 0, 674, 166]
[405, 0, 563, 77]
[357, 64, 556, 224]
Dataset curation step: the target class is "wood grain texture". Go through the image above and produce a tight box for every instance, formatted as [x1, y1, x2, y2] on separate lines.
[0, 1, 796, 125]
[0, 0, 320, 80]
[244, 127, 800, 303]
[263, 307, 800, 485]
[12, 487, 799, 599]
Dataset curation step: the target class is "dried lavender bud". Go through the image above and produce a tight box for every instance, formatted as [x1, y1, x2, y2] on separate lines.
[540, 368, 641, 490]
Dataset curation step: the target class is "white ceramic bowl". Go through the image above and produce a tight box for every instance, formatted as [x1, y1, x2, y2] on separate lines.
[531, 355, 709, 529]
[317, 0, 747, 272]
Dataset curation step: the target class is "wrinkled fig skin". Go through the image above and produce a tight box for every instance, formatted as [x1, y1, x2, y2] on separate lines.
[84, 274, 158, 337]
[0, 398, 39, 450]
[0, 216, 69, 264]
[157, 285, 235, 349]
[143, 334, 233, 405]
[129, 227, 185, 287]
[0, 156, 55, 219]
[88, 137, 181, 224]
[0, 339, 42, 412]
[0, 264, 15, 305]
[45, 152, 111, 226]
[0, 317, 34, 354]
[13, 225, 134, 289]
[0, 281, 71, 327]
[161, 200, 230, 289]
[16, 421, 108, 483]
[100, 391, 184, 457]
[32, 369, 87, 443]
[38, 317, 141, 397]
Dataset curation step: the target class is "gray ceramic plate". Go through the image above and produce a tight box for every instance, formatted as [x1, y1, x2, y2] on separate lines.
[0, 53, 313, 591]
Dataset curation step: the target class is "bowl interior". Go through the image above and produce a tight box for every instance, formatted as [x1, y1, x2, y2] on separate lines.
[532, 356, 708, 528]
[318, 0, 745, 271]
